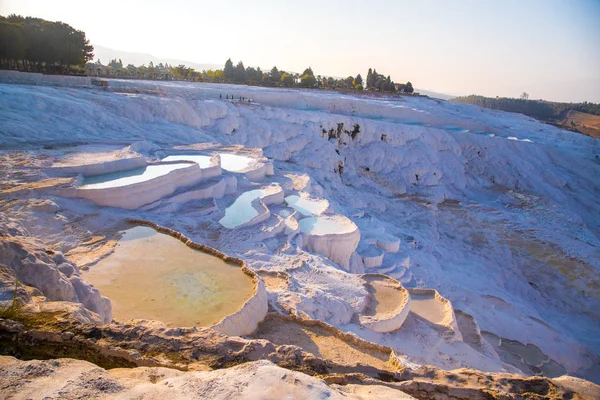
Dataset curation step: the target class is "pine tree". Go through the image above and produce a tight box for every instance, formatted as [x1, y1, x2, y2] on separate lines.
[223, 58, 234, 81]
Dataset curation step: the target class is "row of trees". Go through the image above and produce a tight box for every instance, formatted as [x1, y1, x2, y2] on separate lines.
[0, 14, 415, 94]
[452, 95, 600, 120]
[366, 68, 413, 93]
[0, 15, 93, 73]
[85, 59, 173, 80]
[154, 58, 414, 93]
[87, 57, 415, 94]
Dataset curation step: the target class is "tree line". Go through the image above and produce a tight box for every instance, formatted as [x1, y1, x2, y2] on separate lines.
[452, 95, 600, 120]
[89, 57, 415, 94]
[0, 14, 415, 94]
[0, 15, 93, 73]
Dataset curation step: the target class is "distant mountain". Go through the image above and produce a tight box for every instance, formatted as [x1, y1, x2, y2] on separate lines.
[92, 45, 222, 71]
[415, 89, 456, 100]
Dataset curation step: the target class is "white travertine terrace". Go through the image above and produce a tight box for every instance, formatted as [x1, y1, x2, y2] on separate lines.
[76, 162, 204, 209]
[407, 288, 463, 342]
[219, 184, 284, 229]
[359, 244, 385, 269]
[219, 153, 274, 181]
[358, 274, 411, 333]
[165, 175, 237, 205]
[298, 214, 360, 270]
[49, 155, 148, 177]
[161, 153, 222, 179]
[285, 192, 330, 217]
[375, 235, 401, 253]
[212, 278, 269, 336]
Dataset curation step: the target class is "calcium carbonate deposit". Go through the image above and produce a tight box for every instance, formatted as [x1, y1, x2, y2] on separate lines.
[1, 76, 599, 398]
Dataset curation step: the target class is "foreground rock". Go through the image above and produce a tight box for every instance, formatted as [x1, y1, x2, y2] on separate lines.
[0, 356, 414, 400]
[0, 314, 598, 399]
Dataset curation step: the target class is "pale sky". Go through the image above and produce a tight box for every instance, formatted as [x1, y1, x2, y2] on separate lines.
[2, 0, 599, 102]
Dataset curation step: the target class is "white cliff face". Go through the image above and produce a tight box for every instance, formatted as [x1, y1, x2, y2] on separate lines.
[1, 77, 599, 383]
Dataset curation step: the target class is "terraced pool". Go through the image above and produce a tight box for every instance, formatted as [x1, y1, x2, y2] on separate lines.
[83, 226, 255, 327]
[80, 163, 190, 189]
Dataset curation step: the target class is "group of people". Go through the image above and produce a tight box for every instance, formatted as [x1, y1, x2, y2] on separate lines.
[219, 94, 252, 103]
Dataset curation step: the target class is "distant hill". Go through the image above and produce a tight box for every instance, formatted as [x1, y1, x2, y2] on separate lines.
[563, 110, 600, 139]
[93, 45, 221, 71]
[452, 95, 600, 138]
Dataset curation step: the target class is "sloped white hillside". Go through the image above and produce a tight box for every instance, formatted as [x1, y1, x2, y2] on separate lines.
[1, 77, 599, 383]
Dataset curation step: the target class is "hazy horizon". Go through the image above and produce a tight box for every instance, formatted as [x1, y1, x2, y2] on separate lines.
[2, 0, 599, 103]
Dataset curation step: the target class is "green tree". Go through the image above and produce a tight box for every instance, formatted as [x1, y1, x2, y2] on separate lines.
[223, 58, 234, 81]
[0, 19, 26, 69]
[270, 66, 281, 82]
[1, 15, 93, 73]
[344, 76, 354, 88]
[233, 61, 247, 83]
[108, 58, 123, 69]
[354, 73, 363, 86]
[280, 73, 294, 87]
[300, 73, 316, 88]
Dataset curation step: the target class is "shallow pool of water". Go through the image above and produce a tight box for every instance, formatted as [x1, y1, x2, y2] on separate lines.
[363, 277, 403, 317]
[298, 215, 356, 235]
[80, 163, 190, 189]
[162, 155, 213, 168]
[83, 226, 254, 327]
[285, 195, 328, 216]
[409, 293, 446, 325]
[220, 153, 253, 172]
[219, 189, 266, 228]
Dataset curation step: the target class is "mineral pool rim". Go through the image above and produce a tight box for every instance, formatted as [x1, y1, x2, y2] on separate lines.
[82, 225, 255, 327]
[298, 215, 357, 235]
[285, 194, 329, 217]
[79, 163, 191, 189]
[161, 154, 213, 168]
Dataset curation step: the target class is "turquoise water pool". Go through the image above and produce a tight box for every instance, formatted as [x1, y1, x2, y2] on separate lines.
[220, 153, 253, 172]
[219, 189, 267, 228]
[162, 155, 213, 168]
[285, 195, 328, 216]
[80, 163, 190, 189]
[298, 215, 356, 235]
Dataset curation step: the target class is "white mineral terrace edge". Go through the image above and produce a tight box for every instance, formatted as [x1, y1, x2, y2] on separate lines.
[298, 214, 360, 270]
[163, 152, 273, 181]
[358, 274, 411, 333]
[219, 153, 274, 181]
[407, 288, 463, 341]
[284, 193, 330, 217]
[161, 153, 222, 180]
[219, 184, 284, 229]
[49, 155, 148, 177]
[76, 162, 204, 209]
